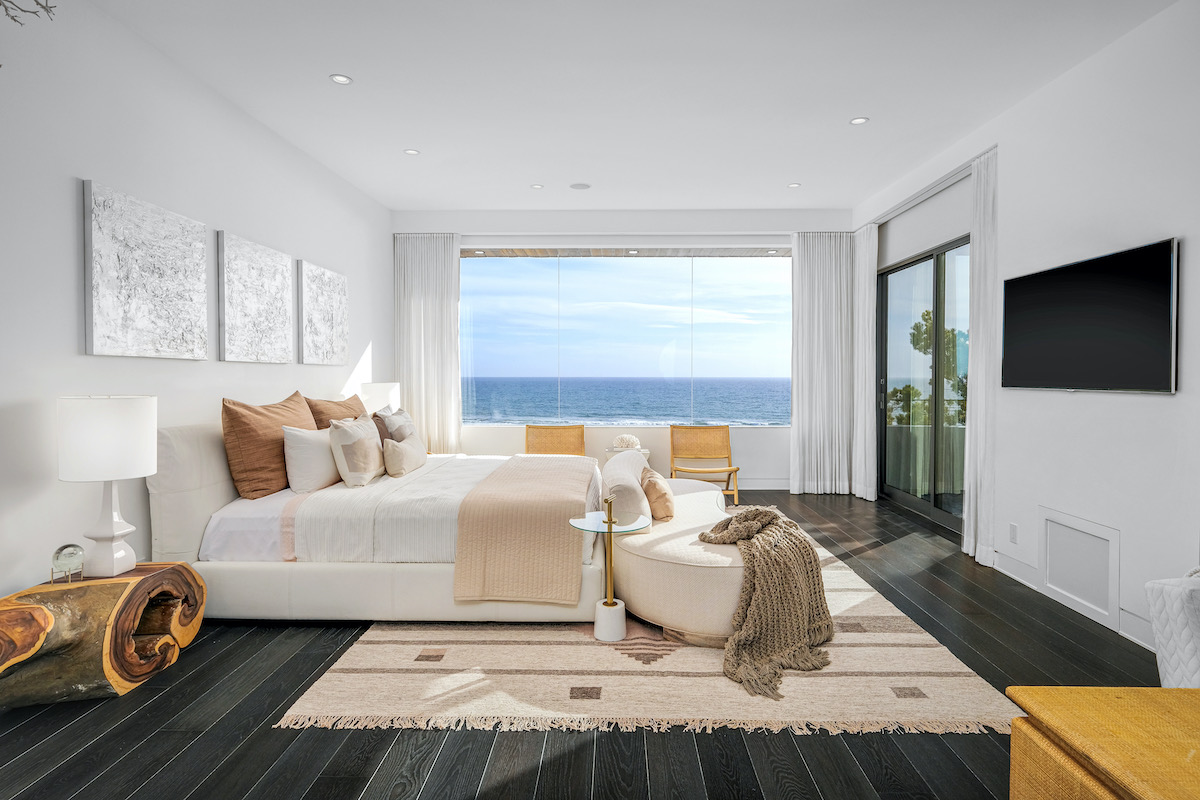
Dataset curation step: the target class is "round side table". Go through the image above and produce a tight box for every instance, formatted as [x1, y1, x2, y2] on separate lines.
[569, 505, 650, 642]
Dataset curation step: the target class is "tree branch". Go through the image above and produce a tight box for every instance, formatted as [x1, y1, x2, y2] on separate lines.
[2, 0, 55, 26]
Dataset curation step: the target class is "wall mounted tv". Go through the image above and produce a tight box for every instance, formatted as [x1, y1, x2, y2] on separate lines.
[1001, 238, 1178, 392]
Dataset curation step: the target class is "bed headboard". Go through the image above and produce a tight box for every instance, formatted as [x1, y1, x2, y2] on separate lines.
[147, 424, 238, 563]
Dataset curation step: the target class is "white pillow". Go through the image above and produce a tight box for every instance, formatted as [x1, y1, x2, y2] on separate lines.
[282, 426, 340, 493]
[601, 449, 652, 525]
[375, 407, 418, 442]
[383, 437, 428, 477]
[328, 415, 385, 488]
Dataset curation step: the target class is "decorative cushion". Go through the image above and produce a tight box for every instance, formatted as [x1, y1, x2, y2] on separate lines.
[641, 467, 675, 521]
[328, 415, 385, 488]
[222, 391, 317, 499]
[383, 437, 428, 477]
[375, 407, 418, 441]
[305, 395, 366, 430]
[602, 449, 652, 525]
[282, 426, 340, 494]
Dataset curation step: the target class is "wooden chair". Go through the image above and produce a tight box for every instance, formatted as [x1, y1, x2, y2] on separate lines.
[525, 424, 586, 456]
[669, 425, 739, 505]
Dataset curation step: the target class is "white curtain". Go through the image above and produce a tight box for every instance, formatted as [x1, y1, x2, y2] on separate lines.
[394, 233, 462, 454]
[850, 224, 879, 501]
[961, 148, 999, 564]
[790, 232, 854, 494]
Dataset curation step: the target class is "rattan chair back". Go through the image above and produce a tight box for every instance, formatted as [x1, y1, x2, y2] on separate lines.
[525, 424, 586, 456]
[669, 424, 739, 504]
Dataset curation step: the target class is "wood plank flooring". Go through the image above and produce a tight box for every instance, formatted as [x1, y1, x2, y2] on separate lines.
[0, 492, 1159, 799]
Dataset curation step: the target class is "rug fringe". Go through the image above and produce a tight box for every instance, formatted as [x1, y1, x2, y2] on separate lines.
[273, 713, 1012, 736]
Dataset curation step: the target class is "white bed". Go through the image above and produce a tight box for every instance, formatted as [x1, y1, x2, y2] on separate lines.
[147, 424, 606, 621]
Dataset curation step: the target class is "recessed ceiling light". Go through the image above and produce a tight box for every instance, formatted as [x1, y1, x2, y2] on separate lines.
[403, 149, 420, 155]
[474, 250, 484, 255]
[787, 183, 801, 188]
[530, 184, 544, 189]
[329, 74, 353, 85]
[849, 117, 870, 125]
[767, 250, 778, 254]
[569, 183, 591, 190]
[628, 250, 639, 254]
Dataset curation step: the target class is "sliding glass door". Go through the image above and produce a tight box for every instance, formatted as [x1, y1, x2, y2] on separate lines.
[879, 238, 970, 531]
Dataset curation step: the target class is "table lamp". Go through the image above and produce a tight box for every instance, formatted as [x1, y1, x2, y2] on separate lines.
[359, 382, 401, 414]
[58, 395, 157, 577]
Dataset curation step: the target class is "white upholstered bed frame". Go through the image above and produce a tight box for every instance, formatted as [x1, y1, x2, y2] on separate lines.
[147, 424, 605, 621]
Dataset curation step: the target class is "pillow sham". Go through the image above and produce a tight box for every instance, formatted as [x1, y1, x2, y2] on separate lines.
[305, 394, 366, 430]
[383, 437, 428, 477]
[374, 407, 418, 442]
[328, 415, 385, 488]
[282, 426, 340, 493]
[641, 467, 675, 521]
[222, 391, 317, 499]
[601, 449, 652, 525]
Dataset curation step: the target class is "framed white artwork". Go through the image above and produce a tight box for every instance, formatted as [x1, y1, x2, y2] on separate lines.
[218, 232, 295, 363]
[299, 260, 348, 365]
[84, 181, 208, 359]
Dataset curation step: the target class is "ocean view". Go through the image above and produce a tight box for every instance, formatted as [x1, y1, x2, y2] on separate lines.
[462, 377, 790, 426]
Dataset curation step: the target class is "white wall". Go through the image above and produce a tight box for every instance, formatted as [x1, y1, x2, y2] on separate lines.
[854, 0, 1200, 646]
[0, 5, 394, 596]
[461, 426, 789, 490]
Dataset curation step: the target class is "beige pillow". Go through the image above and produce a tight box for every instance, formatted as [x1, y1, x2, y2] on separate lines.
[305, 394, 366, 430]
[222, 391, 317, 499]
[383, 437, 428, 477]
[328, 415, 384, 487]
[641, 467, 675, 521]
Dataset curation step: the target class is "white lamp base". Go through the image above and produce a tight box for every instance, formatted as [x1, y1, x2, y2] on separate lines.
[594, 598, 627, 642]
[82, 480, 138, 578]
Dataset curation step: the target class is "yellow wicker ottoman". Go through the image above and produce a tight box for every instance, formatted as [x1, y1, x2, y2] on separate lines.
[1007, 686, 1200, 800]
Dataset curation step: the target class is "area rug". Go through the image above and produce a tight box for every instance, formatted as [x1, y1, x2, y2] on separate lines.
[276, 546, 1020, 734]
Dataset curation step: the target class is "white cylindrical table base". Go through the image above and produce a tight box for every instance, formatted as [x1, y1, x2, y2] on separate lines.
[594, 598, 627, 642]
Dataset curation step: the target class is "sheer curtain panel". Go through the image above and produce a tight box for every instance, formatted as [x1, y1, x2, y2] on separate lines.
[850, 224, 879, 501]
[395, 233, 462, 453]
[961, 148, 998, 564]
[790, 232, 854, 494]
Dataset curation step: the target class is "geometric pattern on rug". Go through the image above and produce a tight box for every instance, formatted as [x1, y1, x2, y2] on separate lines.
[276, 544, 1022, 734]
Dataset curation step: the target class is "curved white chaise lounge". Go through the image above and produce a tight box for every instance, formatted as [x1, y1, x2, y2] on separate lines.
[603, 451, 742, 644]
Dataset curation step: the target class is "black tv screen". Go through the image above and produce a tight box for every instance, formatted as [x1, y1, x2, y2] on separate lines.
[1001, 239, 1178, 392]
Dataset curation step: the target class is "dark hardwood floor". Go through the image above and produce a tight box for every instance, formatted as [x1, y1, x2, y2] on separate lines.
[0, 492, 1159, 799]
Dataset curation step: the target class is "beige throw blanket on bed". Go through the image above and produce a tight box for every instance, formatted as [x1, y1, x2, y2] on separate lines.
[700, 505, 834, 699]
[453, 455, 595, 605]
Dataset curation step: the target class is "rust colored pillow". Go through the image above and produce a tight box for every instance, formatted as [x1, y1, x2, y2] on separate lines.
[641, 467, 675, 522]
[222, 391, 317, 499]
[305, 395, 366, 429]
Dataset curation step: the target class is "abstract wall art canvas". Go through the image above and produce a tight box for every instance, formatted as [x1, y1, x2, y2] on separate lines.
[218, 232, 295, 363]
[84, 181, 208, 359]
[299, 260, 349, 365]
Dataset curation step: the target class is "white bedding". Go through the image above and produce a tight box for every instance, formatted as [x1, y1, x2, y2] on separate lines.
[199, 454, 600, 565]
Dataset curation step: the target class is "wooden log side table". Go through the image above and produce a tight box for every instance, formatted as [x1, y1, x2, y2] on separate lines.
[1007, 685, 1200, 800]
[0, 562, 206, 708]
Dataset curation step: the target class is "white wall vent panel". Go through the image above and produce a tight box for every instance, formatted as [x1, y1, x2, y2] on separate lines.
[1040, 506, 1120, 629]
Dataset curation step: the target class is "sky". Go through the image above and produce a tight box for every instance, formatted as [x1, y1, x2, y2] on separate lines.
[884, 245, 970, 389]
[460, 256, 792, 379]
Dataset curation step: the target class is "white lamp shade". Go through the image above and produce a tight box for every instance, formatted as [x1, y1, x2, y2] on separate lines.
[58, 396, 158, 482]
[359, 382, 401, 414]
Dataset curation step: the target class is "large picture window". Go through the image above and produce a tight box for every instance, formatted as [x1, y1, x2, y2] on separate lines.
[460, 252, 791, 425]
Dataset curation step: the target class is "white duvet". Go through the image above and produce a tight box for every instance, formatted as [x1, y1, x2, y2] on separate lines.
[199, 454, 601, 565]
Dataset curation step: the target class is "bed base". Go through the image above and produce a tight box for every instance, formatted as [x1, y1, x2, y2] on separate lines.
[149, 424, 605, 622]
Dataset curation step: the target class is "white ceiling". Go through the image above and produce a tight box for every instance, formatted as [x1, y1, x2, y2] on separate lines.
[90, 0, 1172, 213]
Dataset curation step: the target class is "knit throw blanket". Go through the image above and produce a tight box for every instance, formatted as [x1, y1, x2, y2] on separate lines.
[699, 506, 833, 699]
